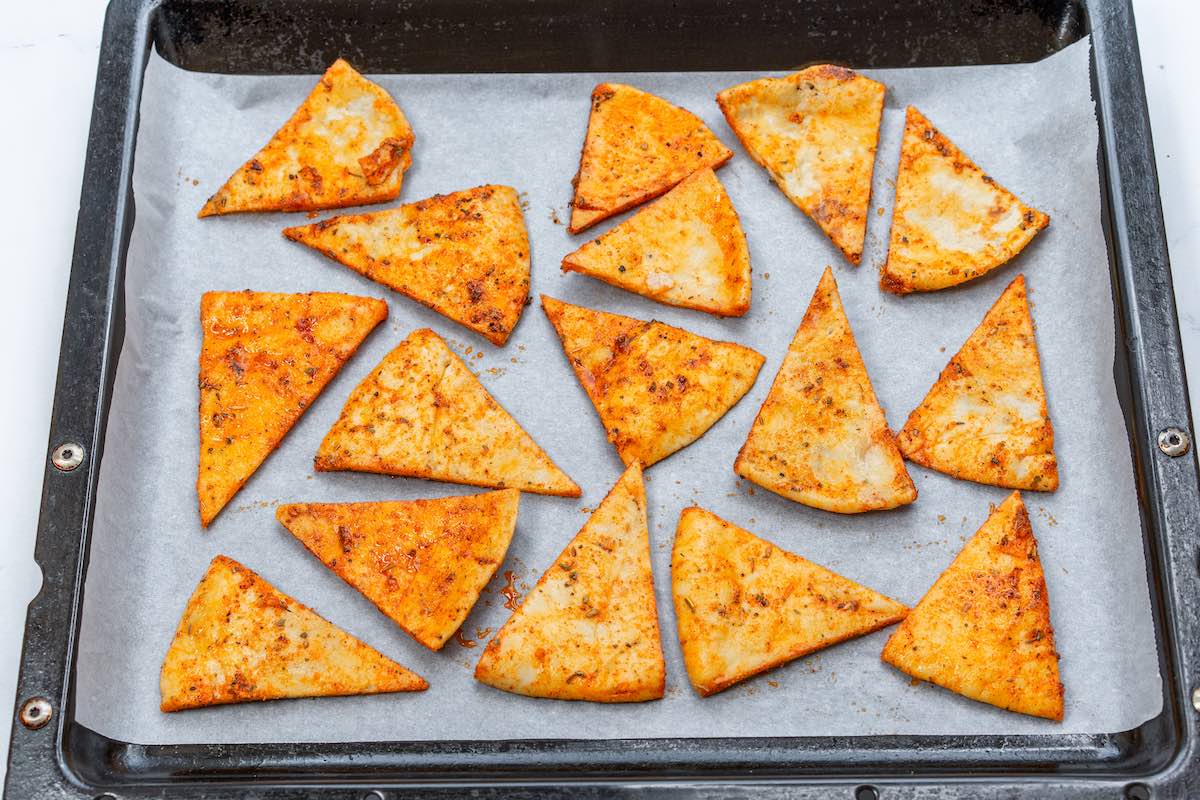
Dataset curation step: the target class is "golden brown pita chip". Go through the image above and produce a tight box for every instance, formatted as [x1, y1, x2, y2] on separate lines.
[673, 507, 907, 697]
[199, 59, 414, 217]
[160, 555, 426, 712]
[569, 83, 732, 233]
[562, 169, 751, 316]
[315, 328, 580, 496]
[283, 185, 530, 345]
[474, 462, 664, 701]
[197, 291, 387, 527]
[734, 267, 916, 512]
[717, 65, 885, 264]
[277, 489, 519, 650]
[897, 275, 1057, 491]
[881, 492, 1063, 720]
[880, 107, 1049, 293]
[541, 296, 763, 468]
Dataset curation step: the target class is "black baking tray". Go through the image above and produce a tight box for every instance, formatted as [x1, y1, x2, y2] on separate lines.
[6, 0, 1199, 797]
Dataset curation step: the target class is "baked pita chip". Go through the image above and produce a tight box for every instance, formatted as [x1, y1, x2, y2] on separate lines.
[315, 328, 580, 496]
[881, 492, 1063, 720]
[717, 65, 885, 264]
[880, 107, 1049, 293]
[541, 296, 764, 468]
[198, 291, 387, 527]
[200, 59, 414, 217]
[897, 275, 1058, 491]
[277, 489, 519, 650]
[474, 462, 664, 701]
[673, 507, 908, 696]
[562, 169, 751, 317]
[161, 555, 426, 712]
[569, 83, 732, 233]
[283, 185, 530, 345]
[734, 267, 916, 512]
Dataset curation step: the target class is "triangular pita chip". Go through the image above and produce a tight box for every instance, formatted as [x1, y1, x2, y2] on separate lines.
[197, 291, 387, 526]
[569, 83, 732, 233]
[880, 106, 1049, 293]
[881, 492, 1063, 720]
[734, 267, 916, 512]
[673, 507, 908, 696]
[283, 185, 530, 345]
[276, 489, 520, 650]
[716, 65, 885, 264]
[562, 169, 751, 316]
[161, 555, 426, 711]
[897, 275, 1058, 491]
[474, 462, 664, 701]
[199, 59, 414, 217]
[541, 296, 764, 468]
[315, 328, 580, 496]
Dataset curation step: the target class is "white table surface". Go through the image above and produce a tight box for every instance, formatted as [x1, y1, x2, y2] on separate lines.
[0, 0, 1195, 784]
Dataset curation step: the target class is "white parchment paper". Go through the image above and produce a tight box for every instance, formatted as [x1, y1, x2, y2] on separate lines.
[75, 38, 1162, 743]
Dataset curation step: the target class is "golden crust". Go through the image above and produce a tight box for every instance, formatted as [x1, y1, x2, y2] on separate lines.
[716, 65, 885, 264]
[734, 267, 916, 512]
[562, 169, 751, 317]
[197, 291, 387, 527]
[283, 185, 530, 345]
[881, 492, 1064, 720]
[276, 489, 520, 651]
[315, 328, 580, 496]
[160, 555, 426, 712]
[541, 296, 764, 468]
[673, 507, 908, 697]
[474, 462, 665, 702]
[880, 107, 1049, 294]
[200, 59, 414, 216]
[569, 83, 732, 233]
[897, 275, 1058, 491]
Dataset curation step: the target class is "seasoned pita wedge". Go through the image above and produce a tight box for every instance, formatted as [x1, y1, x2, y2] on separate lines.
[277, 489, 519, 650]
[541, 296, 764, 468]
[283, 186, 530, 345]
[897, 275, 1057, 491]
[881, 492, 1063, 720]
[161, 555, 426, 711]
[880, 107, 1049, 293]
[474, 462, 664, 701]
[562, 169, 751, 316]
[200, 60, 414, 217]
[569, 84, 732, 233]
[315, 328, 579, 496]
[674, 507, 907, 696]
[717, 66, 885, 264]
[197, 291, 387, 527]
[734, 267, 916, 512]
